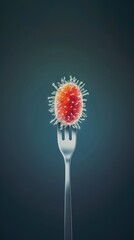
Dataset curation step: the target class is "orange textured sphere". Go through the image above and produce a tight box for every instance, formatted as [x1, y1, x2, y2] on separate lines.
[55, 83, 83, 124]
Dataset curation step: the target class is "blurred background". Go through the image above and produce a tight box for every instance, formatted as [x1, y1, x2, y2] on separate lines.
[1, 1, 133, 239]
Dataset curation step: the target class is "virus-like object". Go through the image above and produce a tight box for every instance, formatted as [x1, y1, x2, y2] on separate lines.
[48, 76, 89, 129]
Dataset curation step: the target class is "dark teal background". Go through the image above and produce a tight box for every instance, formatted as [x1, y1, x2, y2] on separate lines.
[1, 1, 133, 240]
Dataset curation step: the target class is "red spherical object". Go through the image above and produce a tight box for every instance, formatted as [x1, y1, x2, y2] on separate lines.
[55, 83, 83, 124]
[48, 76, 89, 129]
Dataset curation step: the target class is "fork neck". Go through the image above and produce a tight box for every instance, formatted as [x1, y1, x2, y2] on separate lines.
[64, 159, 71, 186]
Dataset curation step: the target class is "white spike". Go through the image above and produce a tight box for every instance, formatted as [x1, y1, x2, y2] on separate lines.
[80, 83, 85, 89]
[83, 92, 89, 96]
[48, 96, 54, 99]
[53, 120, 58, 125]
[82, 113, 87, 117]
[49, 108, 54, 112]
[52, 83, 58, 90]
[57, 81, 61, 85]
[80, 118, 85, 121]
[61, 78, 65, 84]
[50, 118, 56, 123]
[82, 90, 88, 94]
[78, 81, 83, 86]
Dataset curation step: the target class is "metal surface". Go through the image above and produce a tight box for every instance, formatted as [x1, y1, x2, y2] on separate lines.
[57, 123, 77, 240]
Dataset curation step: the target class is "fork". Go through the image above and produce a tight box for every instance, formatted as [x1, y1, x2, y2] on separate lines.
[57, 123, 77, 240]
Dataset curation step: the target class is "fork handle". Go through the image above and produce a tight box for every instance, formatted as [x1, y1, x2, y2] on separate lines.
[64, 160, 72, 240]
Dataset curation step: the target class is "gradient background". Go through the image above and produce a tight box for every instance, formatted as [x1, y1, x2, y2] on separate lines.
[1, 1, 133, 240]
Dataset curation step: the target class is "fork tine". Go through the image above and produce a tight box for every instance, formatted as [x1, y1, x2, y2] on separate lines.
[64, 125, 70, 140]
[57, 122, 62, 140]
[71, 127, 77, 140]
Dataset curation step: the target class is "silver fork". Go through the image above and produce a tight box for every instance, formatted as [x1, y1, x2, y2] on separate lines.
[57, 123, 77, 240]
